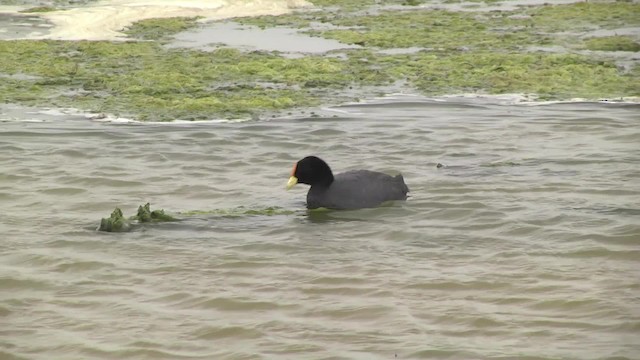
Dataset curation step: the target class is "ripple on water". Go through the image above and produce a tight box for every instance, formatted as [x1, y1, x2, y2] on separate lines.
[177, 296, 298, 312]
[0, 277, 54, 292]
[1, 99, 639, 359]
[191, 325, 264, 340]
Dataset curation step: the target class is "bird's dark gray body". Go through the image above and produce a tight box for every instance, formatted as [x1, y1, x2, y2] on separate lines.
[306, 170, 409, 210]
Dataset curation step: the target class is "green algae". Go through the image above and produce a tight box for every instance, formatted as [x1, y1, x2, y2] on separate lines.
[384, 52, 638, 99]
[238, 1, 640, 101]
[0, 0, 97, 5]
[2, 2, 639, 121]
[19, 6, 57, 13]
[98, 204, 294, 232]
[307, 10, 543, 50]
[309, 2, 640, 50]
[180, 206, 295, 217]
[99, 208, 131, 232]
[136, 203, 177, 222]
[308, 0, 377, 9]
[124, 17, 201, 41]
[237, 14, 312, 29]
[521, 1, 640, 32]
[98, 203, 177, 232]
[441, 0, 503, 3]
[0, 40, 360, 120]
[482, 161, 521, 167]
[245, 1, 640, 53]
[584, 36, 640, 52]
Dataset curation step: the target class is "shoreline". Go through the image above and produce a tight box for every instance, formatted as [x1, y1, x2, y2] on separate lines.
[3, 94, 638, 126]
[0, 0, 638, 121]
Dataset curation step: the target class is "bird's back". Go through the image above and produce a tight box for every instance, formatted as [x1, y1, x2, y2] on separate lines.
[307, 170, 409, 210]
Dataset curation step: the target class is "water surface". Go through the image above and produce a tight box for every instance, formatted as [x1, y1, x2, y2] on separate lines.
[1, 97, 639, 359]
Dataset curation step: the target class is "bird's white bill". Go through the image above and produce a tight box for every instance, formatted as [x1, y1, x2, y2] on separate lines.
[286, 176, 298, 190]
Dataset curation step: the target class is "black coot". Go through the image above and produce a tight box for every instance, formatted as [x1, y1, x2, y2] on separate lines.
[286, 156, 409, 210]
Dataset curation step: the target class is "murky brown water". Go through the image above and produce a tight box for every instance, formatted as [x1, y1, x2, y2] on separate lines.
[1, 97, 639, 359]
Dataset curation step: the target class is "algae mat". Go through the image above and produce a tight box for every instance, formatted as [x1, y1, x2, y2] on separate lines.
[0, 0, 639, 120]
[98, 203, 295, 232]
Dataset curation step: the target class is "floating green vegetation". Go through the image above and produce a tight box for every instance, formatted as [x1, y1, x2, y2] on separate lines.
[19, 6, 57, 13]
[384, 52, 638, 99]
[308, 0, 464, 8]
[99, 207, 131, 232]
[136, 202, 177, 222]
[1, 1, 639, 121]
[441, 0, 503, 3]
[99, 203, 177, 232]
[307, 0, 378, 9]
[309, 10, 550, 51]
[0, 0, 97, 5]
[180, 206, 296, 217]
[0, 40, 384, 120]
[236, 14, 312, 29]
[243, 1, 640, 53]
[521, 1, 640, 32]
[482, 161, 521, 167]
[123, 17, 202, 41]
[584, 36, 640, 52]
[241, 1, 640, 100]
[310, 1, 640, 50]
[98, 204, 295, 232]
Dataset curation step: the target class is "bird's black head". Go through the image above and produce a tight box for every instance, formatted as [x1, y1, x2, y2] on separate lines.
[291, 156, 335, 187]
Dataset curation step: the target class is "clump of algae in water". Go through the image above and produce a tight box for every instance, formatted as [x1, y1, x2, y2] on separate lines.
[98, 203, 294, 232]
[136, 202, 177, 223]
[98, 203, 177, 232]
[99, 207, 131, 232]
[179, 206, 295, 217]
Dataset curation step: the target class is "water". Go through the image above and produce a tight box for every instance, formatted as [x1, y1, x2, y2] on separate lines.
[1, 97, 639, 359]
[167, 21, 360, 58]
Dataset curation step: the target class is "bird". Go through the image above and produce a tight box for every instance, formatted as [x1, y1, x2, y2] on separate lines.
[286, 156, 409, 210]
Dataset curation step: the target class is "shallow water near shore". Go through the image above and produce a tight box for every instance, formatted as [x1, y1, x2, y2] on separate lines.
[1, 97, 639, 359]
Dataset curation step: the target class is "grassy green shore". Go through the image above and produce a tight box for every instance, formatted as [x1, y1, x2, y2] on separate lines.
[1, 0, 639, 121]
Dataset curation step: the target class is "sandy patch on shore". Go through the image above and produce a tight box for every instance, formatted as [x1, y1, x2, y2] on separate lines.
[26, 0, 312, 41]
